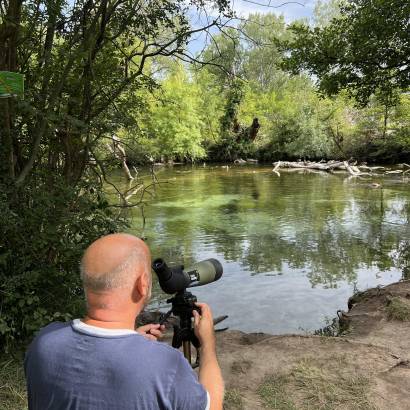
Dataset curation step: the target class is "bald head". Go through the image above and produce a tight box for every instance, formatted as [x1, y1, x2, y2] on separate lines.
[80, 233, 150, 292]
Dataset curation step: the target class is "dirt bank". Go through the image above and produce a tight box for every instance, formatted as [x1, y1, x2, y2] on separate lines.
[218, 280, 410, 410]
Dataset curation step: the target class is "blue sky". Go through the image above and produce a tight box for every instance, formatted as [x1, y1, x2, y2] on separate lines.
[230, 0, 315, 22]
[187, 0, 317, 55]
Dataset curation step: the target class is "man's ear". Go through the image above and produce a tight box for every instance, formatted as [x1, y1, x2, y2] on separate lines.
[134, 271, 149, 299]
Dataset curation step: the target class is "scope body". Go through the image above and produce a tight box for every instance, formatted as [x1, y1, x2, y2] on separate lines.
[152, 258, 223, 294]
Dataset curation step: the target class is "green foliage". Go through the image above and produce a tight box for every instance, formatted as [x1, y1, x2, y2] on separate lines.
[0, 0, 232, 349]
[313, 0, 343, 27]
[121, 62, 207, 163]
[0, 178, 127, 350]
[1, 0, 410, 353]
[241, 14, 290, 91]
[220, 79, 245, 137]
[206, 79, 258, 161]
[146, 64, 206, 161]
[116, 8, 410, 165]
[282, 0, 410, 105]
[195, 69, 225, 146]
[260, 85, 334, 160]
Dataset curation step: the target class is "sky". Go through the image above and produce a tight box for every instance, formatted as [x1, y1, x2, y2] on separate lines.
[187, 0, 317, 55]
[230, 0, 316, 22]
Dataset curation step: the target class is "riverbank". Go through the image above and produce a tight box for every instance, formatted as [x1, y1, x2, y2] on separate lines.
[1, 281, 409, 410]
[221, 280, 410, 409]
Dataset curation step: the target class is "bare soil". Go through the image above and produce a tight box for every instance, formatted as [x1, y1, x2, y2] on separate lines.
[218, 280, 410, 410]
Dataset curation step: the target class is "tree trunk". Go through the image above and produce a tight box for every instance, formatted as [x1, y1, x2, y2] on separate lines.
[0, 0, 23, 181]
[249, 118, 260, 140]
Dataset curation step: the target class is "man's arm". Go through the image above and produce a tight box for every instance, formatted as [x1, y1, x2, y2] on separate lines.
[193, 303, 224, 410]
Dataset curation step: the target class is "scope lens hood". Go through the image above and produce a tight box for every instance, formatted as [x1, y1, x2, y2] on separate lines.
[208, 258, 223, 281]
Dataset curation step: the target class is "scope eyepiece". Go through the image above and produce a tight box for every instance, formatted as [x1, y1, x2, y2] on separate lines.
[152, 258, 190, 294]
[152, 258, 172, 282]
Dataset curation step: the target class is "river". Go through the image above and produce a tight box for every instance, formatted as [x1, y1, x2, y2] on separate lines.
[112, 164, 410, 334]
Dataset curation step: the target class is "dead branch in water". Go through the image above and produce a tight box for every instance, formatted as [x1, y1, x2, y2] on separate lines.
[272, 160, 345, 172]
[272, 160, 407, 180]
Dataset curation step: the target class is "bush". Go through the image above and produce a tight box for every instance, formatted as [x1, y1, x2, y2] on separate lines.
[0, 178, 126, 351]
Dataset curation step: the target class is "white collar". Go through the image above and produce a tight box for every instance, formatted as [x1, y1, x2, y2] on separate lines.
[72, 319, 138, 336]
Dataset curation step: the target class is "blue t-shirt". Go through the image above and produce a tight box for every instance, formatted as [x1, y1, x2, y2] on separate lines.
[24, 320, 209, 410]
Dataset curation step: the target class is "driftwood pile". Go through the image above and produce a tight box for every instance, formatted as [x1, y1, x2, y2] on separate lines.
[272, 160, 410, 178]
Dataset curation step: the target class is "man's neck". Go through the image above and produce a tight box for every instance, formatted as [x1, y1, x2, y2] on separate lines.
[82, 315, 136, 330]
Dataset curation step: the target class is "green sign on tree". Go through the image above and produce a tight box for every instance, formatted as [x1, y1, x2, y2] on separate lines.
[0, 71, 24, 98]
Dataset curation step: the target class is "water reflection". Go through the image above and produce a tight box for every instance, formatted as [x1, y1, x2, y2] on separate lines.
[116, 166, 410, 333]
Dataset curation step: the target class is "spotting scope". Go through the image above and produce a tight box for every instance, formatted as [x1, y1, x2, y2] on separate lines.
[152, 258, 223, 294]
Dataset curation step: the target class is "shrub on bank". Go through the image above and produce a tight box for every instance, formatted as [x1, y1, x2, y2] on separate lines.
[0, 179, 126, 351]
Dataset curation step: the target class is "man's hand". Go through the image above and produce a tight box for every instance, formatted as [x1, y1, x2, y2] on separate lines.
[193, 302, 216, 350]
[136, 324, 165, 341]
[194, 302, 224, 410]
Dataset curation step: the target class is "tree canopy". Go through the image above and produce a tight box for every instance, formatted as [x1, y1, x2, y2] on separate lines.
[1, 1, 410, 350]
[281, 0, 410, 104]
[0, 0, 232, 347]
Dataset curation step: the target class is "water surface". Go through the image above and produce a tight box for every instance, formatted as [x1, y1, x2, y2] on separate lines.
[122, 165, 410, 334]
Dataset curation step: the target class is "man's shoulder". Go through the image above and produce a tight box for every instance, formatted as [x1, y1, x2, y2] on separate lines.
[27, 321, 185, 368]
[33, 321, 71, 341]
[132, 336, 185, 365]
[27, 322, 71, 350]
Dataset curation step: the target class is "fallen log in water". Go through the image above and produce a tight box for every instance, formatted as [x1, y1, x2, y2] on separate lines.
[343, 161, 372, 176]
[272, 161, 281, 176]
[358, 165, 386, 172]
[272, 160, 408, 179]
[272, 160, 345, 172]
[385, 170, 403, 174]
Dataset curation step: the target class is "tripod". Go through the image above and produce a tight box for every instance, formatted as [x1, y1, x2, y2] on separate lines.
[160, 290, 201, 367]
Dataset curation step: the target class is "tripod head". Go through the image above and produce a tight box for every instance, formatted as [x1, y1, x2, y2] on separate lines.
[165, 290, 200, 366]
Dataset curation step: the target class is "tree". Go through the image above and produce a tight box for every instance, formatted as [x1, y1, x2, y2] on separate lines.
[312, 0, 343, 27]
[0, 0, 232, 347]
[145, 62, 206, 161]
[241, 13, 290, 91]
[281, 0, 410, 105]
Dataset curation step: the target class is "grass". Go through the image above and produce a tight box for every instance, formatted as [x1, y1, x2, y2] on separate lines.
[258, 375, 298, 410]
[257, 358, 376, 410]
[224, 388, 245, 410]
[0, 354, 27, 410]
[386, 297, 410, 321]
[314, 316, 344, 337]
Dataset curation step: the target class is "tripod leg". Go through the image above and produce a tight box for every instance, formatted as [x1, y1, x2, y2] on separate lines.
[193, 347, 200, 369]
[183, 341, 191, 364]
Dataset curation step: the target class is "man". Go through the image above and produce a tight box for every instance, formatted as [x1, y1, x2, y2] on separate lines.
[25, 233, 224, 409]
